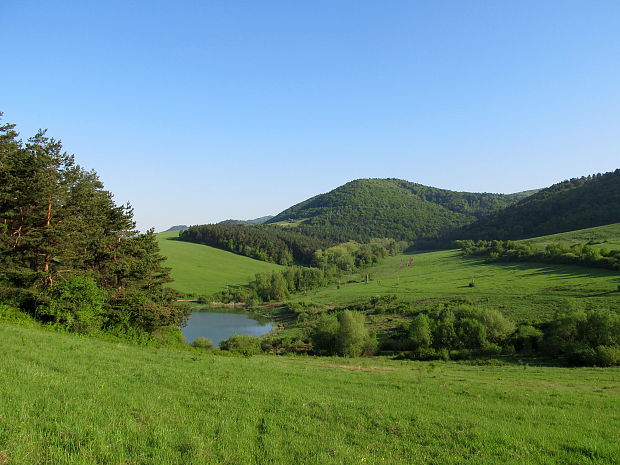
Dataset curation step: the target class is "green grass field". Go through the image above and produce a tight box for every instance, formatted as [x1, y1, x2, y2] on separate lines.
[291, 249, 620, 323]
[156, 231, 282, 296]
[1, 322, 619, 465]
[521, 222, 620, 250]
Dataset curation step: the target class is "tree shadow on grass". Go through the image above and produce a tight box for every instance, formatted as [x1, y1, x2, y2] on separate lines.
[462, 256, 619, 280]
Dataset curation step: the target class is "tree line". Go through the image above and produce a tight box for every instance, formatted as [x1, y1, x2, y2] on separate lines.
[179, 224, 328, 265]
[0, 115, 188, 343]
[205, 239, 404, 305]
[457, 239, 620, 271]
[180, 224, 403, 272]
[395, 304, 620, 367]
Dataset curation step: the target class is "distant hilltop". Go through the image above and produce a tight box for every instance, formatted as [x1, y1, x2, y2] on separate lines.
[162, 225, 188, 232]
[217, 215, 274, 225]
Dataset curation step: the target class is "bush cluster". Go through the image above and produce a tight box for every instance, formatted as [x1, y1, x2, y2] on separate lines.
[310, 310, 378, 357]
[458, 239, 620, 271]
[383, 301, 620, 366]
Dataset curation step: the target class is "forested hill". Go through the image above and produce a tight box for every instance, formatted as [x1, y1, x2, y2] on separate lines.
[162, 225, 188, 232]
[267, 178, 533, 242]
[218, 215, 274, 225]
[454, 170, 620, 240]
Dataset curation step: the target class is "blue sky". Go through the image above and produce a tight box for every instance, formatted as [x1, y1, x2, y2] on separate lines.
[2, 1, 619, 231]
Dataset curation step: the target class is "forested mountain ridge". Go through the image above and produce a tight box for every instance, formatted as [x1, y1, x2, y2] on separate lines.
[162, 225, 188, 232]
[454, 170, 620, 240]
[218, 215, 274, 225]
[267, 178, 534, 242]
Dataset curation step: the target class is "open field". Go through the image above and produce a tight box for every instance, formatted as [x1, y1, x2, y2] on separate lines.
[156, 231, 282, 296]
[1, 323, 619, 465]
[520, 222, 620, 250]
[291, 249, 620, 322]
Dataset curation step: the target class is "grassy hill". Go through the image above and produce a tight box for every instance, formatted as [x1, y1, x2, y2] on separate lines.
[156, 231, 282, 296]
[521, 222, 620, 250]
[2, 322, 619, 465]
[289, 248, 620, 323]
[267, 178, 533, 243]
[456, 170, 620, 240]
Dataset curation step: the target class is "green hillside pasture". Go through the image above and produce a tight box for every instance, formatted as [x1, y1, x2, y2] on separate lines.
[292, 249, 620, 322]
[1, 323, 619, 465]
[521, 222, 620, 250]
[156, 231, 282, 296]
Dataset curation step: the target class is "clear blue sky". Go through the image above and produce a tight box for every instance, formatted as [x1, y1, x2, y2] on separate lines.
[2, 0, 619, 231]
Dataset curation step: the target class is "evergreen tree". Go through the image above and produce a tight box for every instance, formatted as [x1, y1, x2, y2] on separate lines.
[0, 114, 189, 335]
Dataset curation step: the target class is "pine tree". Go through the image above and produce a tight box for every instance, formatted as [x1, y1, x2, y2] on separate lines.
[0, 114, 189, 334]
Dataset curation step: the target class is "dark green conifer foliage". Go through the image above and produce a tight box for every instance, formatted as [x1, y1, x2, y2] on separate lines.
[0, 114, 188, 334]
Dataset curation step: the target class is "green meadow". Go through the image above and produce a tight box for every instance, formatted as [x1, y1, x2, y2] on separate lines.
[156, 231, 282, 296]
[1, 323, 619, 465]
[291, 249, 620, 322]
[521, 222, 620, 250]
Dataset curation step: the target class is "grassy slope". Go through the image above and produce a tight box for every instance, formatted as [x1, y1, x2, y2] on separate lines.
[521, 222, 620, 250]
[157, 231, 282, 296]
[1, 323, 619, 465]
[291, 249, 620, 322]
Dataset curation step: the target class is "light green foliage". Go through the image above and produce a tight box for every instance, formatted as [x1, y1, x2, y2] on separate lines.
[219, 333, 262, 356]
[41, 276, 106, 333]
[191, 337, 214, 349]
[156, 231, 282, 295]
[309, 313, 340, 354]
[477, 308, 516, 343]
[336, 310, 377, 357]
[1, 323, 619, 465]
[310, 310, 377, 357]
[458, 238, 620, 270]
[408, 313, 432, 349]
[0, 303, 36, 326]
[251, 271, 289, 301]
[544, 308, 620, 365]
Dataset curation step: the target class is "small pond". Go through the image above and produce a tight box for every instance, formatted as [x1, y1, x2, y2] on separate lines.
[181, 311, 272, 347]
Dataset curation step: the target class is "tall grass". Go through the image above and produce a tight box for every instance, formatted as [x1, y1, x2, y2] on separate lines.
[1, 323, 618, 464]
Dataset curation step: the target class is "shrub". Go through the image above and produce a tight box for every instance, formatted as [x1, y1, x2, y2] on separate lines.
[337, 310, 377, 357]
[309, 310, 377, 357]
[0, 303, 36, 326]
[408, 313, 432, 350]
[512, 325, 544, 354]
[191, 337, 214, 349]
[479, 309, 516, 343]
[152, 326, 187, 347]
[220, 334, 262, 356]
[410, 347, 441, 360]
[39, 276, 106, 333]
[593, 345, 620, 366]
[579, 309, 620, 348]
[457, 318, 487, 349]
[569, 345, 620, 367]
[310, 313, 340, 355]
